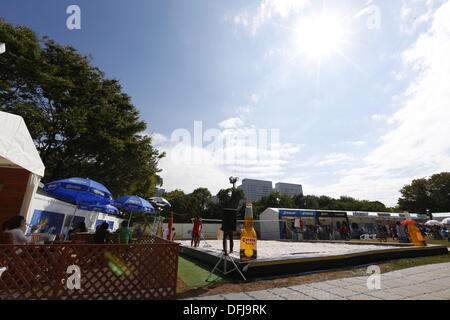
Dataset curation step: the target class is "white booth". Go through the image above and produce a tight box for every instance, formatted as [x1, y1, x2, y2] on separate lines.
[0, 111, 45, 227]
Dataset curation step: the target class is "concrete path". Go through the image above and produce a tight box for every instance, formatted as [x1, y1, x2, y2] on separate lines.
[185, 263, 450, 300]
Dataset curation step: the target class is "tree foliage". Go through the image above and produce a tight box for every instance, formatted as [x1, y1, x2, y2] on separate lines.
[398, 172, 450, 214]
[0, 19, 163, 198]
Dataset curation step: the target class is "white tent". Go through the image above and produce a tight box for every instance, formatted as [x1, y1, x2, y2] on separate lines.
[0, 111, 45, 221]
[259, 208, 281, 240]
[432, 213, 450, 221]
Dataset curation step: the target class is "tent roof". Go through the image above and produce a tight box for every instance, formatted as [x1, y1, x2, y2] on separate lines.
[0, 111, 45, 177]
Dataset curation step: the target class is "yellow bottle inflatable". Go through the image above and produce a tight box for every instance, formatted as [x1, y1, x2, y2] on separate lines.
[407, 222, 426, 247]
[240, 203, 257, 261]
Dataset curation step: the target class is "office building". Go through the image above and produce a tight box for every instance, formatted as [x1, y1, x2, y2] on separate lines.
[274, 183, 303, 197]
[237, 179, 273, 202]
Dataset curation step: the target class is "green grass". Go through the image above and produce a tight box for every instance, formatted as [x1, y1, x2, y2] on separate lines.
[385, 253, 450, 271]
[178, 256, 227, 288]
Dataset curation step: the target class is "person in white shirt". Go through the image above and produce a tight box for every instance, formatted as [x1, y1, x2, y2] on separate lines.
[4, 216, 30, 244]
[162, 227, 169, 240]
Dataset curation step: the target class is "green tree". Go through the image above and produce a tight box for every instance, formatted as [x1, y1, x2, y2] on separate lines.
[217, 188, 245, 210]
[398, 172, 450, 214]
[164, 190, 190, 223]
[186, 188, 212, 218]
[293, 194, 319, 209]
[0, 19, 163, 198]
[398, 178, 433, 214]
[253, 192, 296, 218]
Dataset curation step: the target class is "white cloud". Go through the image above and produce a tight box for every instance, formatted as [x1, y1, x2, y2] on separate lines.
[218, 117, 245, 129]
[314, 153, 353, 167]
[150, 133, 168, 145]
[400, 0, 443, 34]
[157, 118, 301, 194]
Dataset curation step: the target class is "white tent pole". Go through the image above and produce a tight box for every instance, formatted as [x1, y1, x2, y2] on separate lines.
[69, 206, 77, 230]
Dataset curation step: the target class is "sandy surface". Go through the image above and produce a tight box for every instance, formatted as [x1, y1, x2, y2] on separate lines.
[178, 240, 398, 260]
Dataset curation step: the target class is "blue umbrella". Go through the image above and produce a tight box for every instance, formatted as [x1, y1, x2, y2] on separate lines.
[44, 177, 113, 236]
[113, 196, 155, 227]
[113, 196, 155, 213]
[78, 203, 120, 215]
[44, 177, 113, 205]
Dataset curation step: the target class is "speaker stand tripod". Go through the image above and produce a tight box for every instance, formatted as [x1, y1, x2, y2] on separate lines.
[206, 250, 247, 282]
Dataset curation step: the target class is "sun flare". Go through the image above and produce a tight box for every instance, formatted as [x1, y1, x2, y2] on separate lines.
[293, 14, 347, 59]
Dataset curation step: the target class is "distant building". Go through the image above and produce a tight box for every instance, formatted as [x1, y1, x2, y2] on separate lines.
[237, 179, 273, 202]
[274, 183, 303, 197]
[156, 188, 165, 197]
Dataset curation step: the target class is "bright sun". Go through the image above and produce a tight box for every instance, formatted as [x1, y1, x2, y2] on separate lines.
[293, 14, 346, 59]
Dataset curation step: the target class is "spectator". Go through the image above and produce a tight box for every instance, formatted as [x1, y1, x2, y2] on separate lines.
[94, 222, 110, 244]
[74, 222, 87, 233]
[191, 216, 202, 247]
[133, 225, 143, 239]
[341, 222, 350, 241]
[116, 221, 133, 244]
[163, 227, 169, 240]
[68, 221, 88, 238]
[396, 221, 409, 243]
[4, 216, 30, 244]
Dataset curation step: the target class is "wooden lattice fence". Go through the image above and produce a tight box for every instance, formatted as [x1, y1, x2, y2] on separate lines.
[0, 239, 179, 300]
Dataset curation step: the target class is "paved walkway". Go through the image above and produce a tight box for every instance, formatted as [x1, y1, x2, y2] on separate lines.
[186, 263, 450, 300]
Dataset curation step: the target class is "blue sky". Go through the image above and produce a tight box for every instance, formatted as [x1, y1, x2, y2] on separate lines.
[2, 0, 450, 206]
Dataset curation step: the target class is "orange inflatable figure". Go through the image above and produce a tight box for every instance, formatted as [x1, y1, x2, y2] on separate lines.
[407, 222, 427, 247]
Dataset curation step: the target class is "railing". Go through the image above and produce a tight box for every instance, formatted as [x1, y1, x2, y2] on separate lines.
[71, 233, 120, 244]
[0, 237, 179, 300]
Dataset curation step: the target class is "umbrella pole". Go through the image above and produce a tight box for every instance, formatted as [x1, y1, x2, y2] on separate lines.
[128, 212, 133, 228]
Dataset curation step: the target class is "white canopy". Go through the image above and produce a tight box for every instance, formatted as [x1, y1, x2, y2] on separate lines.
[0, 111, 45, 177]
[0, 111, 45, 219]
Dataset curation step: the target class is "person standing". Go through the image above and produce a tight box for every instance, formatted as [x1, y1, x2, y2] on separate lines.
[116, 221, 133, 244]
[191, 216, 202, 247]
[221, 210, 236, 254]
[396, 221, 408, 243]
[94, 222, 110, 244]
[133, 225, 143, 239]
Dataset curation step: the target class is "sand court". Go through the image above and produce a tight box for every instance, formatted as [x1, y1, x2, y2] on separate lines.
[179, 240, 449, 279]
[178, 240, 399, 260]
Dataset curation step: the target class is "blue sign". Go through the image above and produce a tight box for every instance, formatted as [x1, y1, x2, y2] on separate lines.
[28, 210, 65, 234]
[279, 210, 316, 217]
